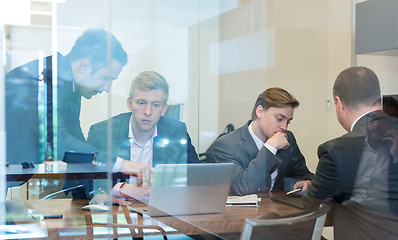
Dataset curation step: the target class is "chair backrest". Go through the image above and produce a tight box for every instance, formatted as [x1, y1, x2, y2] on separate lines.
[240, 203, 330, 240]
[164, 103, 183, 121]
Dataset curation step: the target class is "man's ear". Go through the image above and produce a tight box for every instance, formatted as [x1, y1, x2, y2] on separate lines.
[161, 103, 168, 116]
[255, 105, 264, 119]
[335, 96, 344, 113]
[127, 97, 133, 111]
[335, 96, 352, 132]
[78, 59, 93, 74]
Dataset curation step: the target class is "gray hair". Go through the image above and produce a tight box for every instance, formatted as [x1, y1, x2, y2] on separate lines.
[333, 66, 381, 110]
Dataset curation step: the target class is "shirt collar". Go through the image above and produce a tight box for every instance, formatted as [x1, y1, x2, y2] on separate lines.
[248, 122, 265, 151]
[350, 110, 378, 131]
[129, 115, 157, 147]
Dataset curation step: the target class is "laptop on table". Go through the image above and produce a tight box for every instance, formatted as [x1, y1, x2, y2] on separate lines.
[129, 163, 234, 217]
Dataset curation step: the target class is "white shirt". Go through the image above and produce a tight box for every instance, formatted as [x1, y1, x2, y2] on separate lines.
[248, 122, 278, 190]
[112, 115, 157, 197]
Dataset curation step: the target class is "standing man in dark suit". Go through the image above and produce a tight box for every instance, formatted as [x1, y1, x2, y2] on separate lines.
[87, 71, 199, 200]
[6, 29, 149, 189]
[307, 67, 398, 239]
[213, 87, 313, 196]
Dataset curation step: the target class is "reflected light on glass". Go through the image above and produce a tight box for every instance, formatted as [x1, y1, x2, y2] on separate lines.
[157, 138, 169, 148]
[0, 0, 30, 25]
[180, 139, 187, 145]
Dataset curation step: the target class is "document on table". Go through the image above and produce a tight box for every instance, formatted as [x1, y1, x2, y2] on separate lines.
[226, 194, 260, 206]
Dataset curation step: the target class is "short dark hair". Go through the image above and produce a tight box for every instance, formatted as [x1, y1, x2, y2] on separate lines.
[251, 87, 299, 120]
[333, 66, 381, 110]
[130, 71, 169, 103]
[68, 29, 128, 73]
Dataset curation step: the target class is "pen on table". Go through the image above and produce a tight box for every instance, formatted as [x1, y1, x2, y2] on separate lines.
[286, 188, 302, 195]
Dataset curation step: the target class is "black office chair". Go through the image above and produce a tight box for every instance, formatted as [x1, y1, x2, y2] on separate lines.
[240, 203, 330, 240]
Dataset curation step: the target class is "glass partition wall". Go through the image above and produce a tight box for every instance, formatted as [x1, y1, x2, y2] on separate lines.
[0, 0, 354, 239]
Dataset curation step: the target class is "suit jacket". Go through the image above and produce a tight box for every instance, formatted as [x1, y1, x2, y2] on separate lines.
[6, 54, 119, 166]
[7, 54, 120, 193]
[308, 110, 398, 217]
[213, 121, 313, 195]
[80, 113, 199, 197]
[87, 112, 199, 166]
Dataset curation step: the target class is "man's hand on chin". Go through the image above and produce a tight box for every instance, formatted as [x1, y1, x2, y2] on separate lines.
[266, 131, 290, 150]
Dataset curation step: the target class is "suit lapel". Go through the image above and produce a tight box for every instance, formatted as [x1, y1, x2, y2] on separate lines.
[240, 121, 259, 159]
[113, 113, 131, 160]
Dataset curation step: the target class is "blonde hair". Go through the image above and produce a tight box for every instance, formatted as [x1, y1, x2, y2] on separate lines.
[129, 71, 169, 102]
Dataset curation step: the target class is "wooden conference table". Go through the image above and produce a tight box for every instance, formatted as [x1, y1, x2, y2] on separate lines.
[6, 191, 306, 240]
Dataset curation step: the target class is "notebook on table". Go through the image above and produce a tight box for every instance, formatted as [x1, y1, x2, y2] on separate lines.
[128, 163, 234, 217]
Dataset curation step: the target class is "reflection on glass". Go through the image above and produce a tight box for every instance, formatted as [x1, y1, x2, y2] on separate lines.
[383, 95, 398, 118]
[2, 0, 348, 239]
[5, 29, 128, 212]
[133, 163, 233, 217]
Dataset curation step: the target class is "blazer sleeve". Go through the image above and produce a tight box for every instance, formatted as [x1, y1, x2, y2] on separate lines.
[307, 141, 339, 200]
[56, 89, 117, 165]
[57, 119, 117, 165]
[213, 134, 281, 196]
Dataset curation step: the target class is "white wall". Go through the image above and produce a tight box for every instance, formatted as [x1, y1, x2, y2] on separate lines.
[357, 54, 398, 96]
[191, 0, 353, 172]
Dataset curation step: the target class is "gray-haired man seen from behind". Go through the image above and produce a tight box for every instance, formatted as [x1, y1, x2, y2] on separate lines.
[308, 66, 398, 240]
